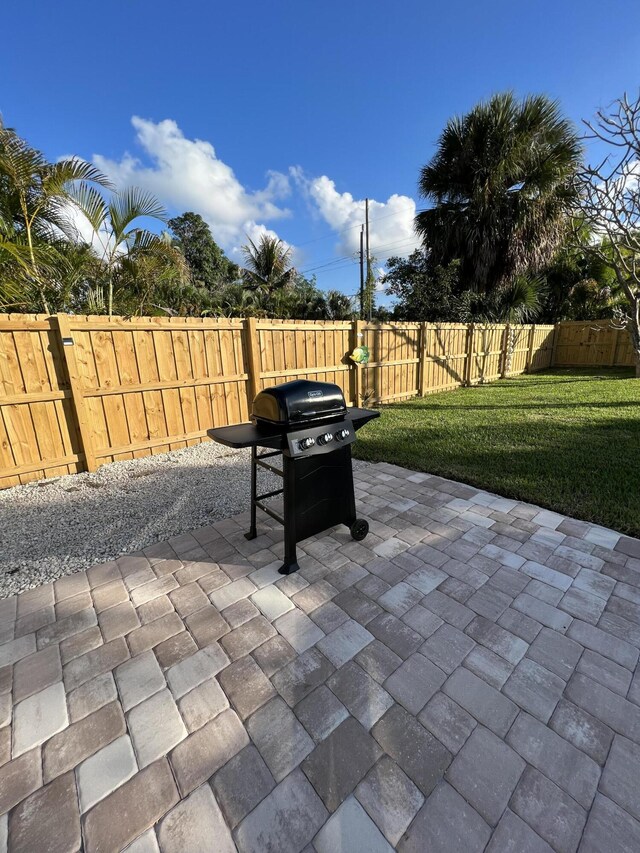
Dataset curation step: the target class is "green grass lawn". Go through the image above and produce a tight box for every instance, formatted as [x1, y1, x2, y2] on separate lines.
[354, 368, 640, 538]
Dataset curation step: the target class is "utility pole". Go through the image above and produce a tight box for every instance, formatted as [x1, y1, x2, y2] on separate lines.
[365, 198, 371, 321]
[359, 226, 364, 319]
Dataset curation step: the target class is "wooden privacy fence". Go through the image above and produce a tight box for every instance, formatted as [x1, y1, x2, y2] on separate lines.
[0, 315, 630, 488]
[552, 321, 637, 368]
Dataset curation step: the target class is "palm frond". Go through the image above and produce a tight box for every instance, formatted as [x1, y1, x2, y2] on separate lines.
[108, 188, 166, 241]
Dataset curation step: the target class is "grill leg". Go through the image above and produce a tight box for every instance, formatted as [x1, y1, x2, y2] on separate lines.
[245, 446, 258, 541]
[279, 530, 300, 575]
[279, 456, 300, 574]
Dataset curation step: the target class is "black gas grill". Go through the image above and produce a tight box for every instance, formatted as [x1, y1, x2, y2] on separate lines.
[208, 379, 379, 575]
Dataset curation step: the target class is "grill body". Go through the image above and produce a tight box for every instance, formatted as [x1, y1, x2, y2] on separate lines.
[208, 380, 378, 574]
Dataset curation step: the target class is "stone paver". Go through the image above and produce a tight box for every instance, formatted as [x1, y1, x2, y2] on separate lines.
[398, 781, 491, 853]
[115, 649, 165, 711]
[84, 759, 178, 852]
[316, 618, 373, 667]
[486, 809, 555, 853]
[165, 644, 228, 697]
[157, 784, 235, 853]
[212, 744, 275, 829]
[510, 766, 587, 853]
[76, 734, 137, 812]
[8, 772, 81, 853]
[170, 708, 248, 796]
[218, 655, 275, 719]
[2, 462, 640, 852]
[234, 769, 327, 853]
[328, 660, 393, 729]
[271, 647, 335, 706]
[13, 681, 68, 756]
[43, 699, 125, 781]
[447, 726, 525, 825]
[580, 794, 640, 853]
[128, 689, 187, 768]
[502, 658, 565, 722]
[314, 795, 393, 853]
[295, 684, 349, 741]
[384, 653, 446, 714]
[372, 704, 451, 795]
[507, 711, 600, 808]
[599, 735, 640, 821]
[247, 696, 314, 781]
[355, 756, 424, 845]
[302, 716, 382, 812]
[274, 608, 324, 653]
[549, 698, 614, 765]
[418, 691, 477, 754]
[443, 667, 518, 736]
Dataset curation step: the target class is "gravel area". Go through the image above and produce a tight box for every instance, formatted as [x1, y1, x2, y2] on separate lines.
[0, 441, 280, 598]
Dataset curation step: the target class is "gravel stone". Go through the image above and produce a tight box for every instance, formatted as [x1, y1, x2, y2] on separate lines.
[0, 442, 285, 597]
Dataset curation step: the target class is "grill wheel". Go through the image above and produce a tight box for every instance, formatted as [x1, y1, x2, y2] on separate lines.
[350, 519, 369, 541]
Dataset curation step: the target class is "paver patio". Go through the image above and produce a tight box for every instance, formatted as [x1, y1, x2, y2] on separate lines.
[1, 461, 640, 852]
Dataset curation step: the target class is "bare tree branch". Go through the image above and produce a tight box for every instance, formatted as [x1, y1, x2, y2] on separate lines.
[574, 91, 640, 375]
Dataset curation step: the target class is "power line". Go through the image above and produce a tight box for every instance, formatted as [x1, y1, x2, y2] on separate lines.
[294, 206, 428, 248]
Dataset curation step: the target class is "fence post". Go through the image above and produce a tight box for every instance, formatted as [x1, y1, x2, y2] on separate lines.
[551, 323, 561, 367]
[56, 313, 97, 472]
[609, 327, 620, 366]
[500, 323, 511, 378]
[464, 323, 475, 386]
[525, 325, 536, 372]
[353, 320, 364, 407]
[419, 322, 428, 396]
[244, 317, 262, 406]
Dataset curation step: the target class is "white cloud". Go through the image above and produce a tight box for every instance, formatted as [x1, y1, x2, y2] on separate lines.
[92, 117, 292, 251]
[295, 171, 421, 260]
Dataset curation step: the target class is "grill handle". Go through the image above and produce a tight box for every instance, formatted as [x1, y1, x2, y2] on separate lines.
[289, 405, 344, 420]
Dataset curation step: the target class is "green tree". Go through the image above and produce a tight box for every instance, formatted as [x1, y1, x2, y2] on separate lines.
[537, 240, 619, 322]
[241, 234, 296, 295]
[0, 121, 110, 312]
[71, 187, 168, 315]
[326, 289, 354, 320]
[416, 92, 583, 294]
[168, 211, 237, 288]
[384, 251, 462, 321]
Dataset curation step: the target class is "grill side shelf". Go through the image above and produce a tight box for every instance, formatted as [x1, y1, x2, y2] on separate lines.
[206, 407, 379, 449]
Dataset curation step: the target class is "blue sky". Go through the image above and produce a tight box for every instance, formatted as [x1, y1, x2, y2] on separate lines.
[2, 0, 639, 302]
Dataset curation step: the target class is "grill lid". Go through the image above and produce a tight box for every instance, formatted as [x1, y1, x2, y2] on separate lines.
[251, 379, 347, 427]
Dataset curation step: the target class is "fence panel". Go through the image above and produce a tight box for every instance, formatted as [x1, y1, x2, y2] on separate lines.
[529, 325, 556, 371]
[505, 325, 532, 375]
[553, 321, 636, 367]
[421, 324, 470, 392]
[0, 314, 83, 488]
[256, 320, 353, 404]
[63, 316, 248, 466]
[360, 323, 421, 405]
[469, 324, 508, 384]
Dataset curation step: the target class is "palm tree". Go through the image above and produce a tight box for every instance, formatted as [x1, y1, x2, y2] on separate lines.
[415, 92, 583, 294]
[241, 235, 296, 294]
[0, 121, 111, 312]
[69, 186, 167, 315]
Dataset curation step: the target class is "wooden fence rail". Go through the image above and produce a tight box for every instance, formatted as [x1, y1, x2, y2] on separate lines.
[0, 315, 630, 489]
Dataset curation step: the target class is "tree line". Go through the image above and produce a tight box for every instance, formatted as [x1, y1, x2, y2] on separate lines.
[0, 126, 352, 320]
[384, 91, 640, 374]
[1, 90, 639, 372]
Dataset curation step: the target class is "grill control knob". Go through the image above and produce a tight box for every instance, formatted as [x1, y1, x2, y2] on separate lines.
[317, 432, 333, 446]
[298, 436, 315, 451]
[334, 428, 350, 441]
